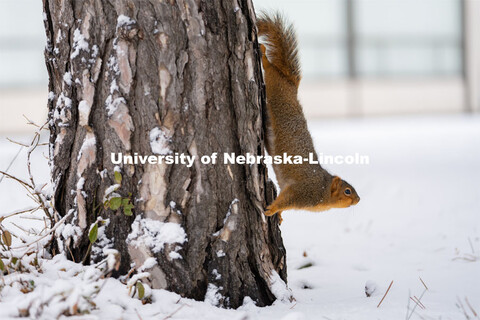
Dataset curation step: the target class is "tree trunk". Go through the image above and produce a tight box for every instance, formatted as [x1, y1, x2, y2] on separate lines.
[43, 0, 288, 308]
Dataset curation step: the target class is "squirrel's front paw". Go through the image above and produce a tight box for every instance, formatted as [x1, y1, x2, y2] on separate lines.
[264, 204, 277, 217]
[264, 209, 275, 217]
[265, 206, 283, 224]
[265, 208, 283, 225]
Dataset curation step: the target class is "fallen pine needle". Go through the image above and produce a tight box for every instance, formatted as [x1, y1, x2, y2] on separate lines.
[377, 280, 394, 308]
[419, 277, 428, 291]
[410, 297, 425, 310]
[465, 297, 478, 317]
[162, 305, 186, 320]
[413, 296, 426, 309]
[407, 288, 428, 319]
[135, 308, 143, 320]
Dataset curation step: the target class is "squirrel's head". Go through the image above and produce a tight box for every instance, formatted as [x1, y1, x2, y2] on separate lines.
[330, 176, 360, 208]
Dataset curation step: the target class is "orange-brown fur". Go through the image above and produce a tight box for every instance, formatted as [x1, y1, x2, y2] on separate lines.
[258, 13, 360, 223]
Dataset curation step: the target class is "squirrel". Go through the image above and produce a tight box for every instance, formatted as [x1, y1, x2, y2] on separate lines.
[257, 12, 360, 223]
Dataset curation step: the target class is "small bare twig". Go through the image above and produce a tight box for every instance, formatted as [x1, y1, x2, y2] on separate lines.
[1, 119, 54, 256]
[377, 280, 394, 308]
[67, 245, 76, 263]
[10, 222, 32, 235]
[9, 211, 72, 250]
[22, 115, 46, 129]
[25, 122, 54, 226]
[1, 207, 40, 220]
[6, 138, 29, 148]
[120, 267, 137, 284]
[81, 242, 94, 264]
[0, 170, 33, 189]
[0, 145, 24, 185]
[20, 215, 45, 221]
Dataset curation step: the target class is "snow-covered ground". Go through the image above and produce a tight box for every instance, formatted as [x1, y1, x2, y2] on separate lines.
[0, 115, 479, 319]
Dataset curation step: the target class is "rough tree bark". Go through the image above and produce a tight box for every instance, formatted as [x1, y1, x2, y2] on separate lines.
[43, 0, 288, 308]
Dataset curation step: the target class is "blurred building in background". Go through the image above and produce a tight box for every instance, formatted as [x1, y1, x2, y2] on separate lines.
[1, 0, 479, 133]
[0, 0, 46, 133]
[255, 0, 480, 117]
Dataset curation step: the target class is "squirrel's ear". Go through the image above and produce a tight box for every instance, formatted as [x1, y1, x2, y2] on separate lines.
[331, 176, 341, 194]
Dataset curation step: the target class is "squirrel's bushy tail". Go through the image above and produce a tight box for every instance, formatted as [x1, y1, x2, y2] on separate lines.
[257, 12, 301, 87]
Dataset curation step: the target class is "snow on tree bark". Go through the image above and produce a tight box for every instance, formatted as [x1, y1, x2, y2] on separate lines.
[43, 0, 288, 308]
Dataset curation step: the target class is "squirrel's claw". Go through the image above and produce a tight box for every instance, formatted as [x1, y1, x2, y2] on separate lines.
[277, 212, 283, 224]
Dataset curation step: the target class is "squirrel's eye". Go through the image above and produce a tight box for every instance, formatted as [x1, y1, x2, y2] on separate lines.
[344, 188, 351, 195]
